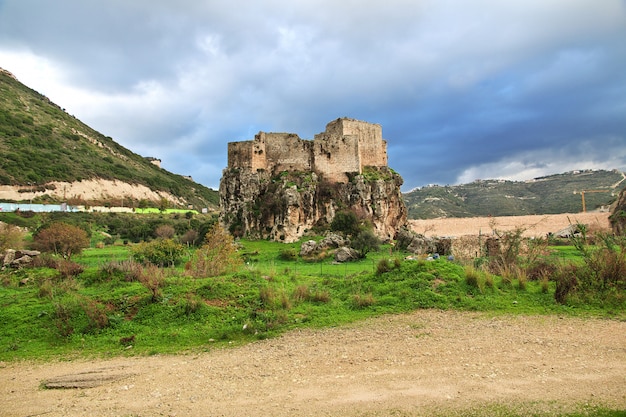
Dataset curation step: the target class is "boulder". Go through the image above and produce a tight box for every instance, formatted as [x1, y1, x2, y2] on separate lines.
[334, 246, 360, 263]
[299, 240, 318, 257]
[3, 249, 16, 266]
[317, 233, 349, 249]
[2, 249, 40, 269]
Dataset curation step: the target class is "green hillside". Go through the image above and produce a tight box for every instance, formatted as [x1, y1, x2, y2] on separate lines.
[404, 169, 625, 219]
[0, 68, 219, 209]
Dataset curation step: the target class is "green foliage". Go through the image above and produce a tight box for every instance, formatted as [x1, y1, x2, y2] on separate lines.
[330, 210, 360, 237]
[130, 238, 186, 267]
[351, 228, 381, 258]
[0, 233, 623, 362]
[554, 225, 626, 307]
[279, 248, 298, 261]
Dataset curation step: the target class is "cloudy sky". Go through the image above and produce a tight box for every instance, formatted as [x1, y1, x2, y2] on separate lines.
[1, 0, 625, 191]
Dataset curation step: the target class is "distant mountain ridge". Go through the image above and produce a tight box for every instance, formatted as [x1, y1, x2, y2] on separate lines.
[0, 68, 219, 210]
[404, 169, 626, 219]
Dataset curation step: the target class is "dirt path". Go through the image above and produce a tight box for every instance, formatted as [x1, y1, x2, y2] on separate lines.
[1, 310, 625, 416]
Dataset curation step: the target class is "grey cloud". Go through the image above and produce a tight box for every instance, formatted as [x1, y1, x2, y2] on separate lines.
[0, 0, 624, 190]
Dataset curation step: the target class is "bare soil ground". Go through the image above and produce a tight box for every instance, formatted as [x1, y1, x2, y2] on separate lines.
[409, 212, 611, 237]
[1, 310, 625, 417]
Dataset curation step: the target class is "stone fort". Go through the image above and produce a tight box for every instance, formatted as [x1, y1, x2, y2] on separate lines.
[227, 118, 388, 182]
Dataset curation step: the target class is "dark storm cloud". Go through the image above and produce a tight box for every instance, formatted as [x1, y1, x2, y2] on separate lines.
[0, 0, 625, 190]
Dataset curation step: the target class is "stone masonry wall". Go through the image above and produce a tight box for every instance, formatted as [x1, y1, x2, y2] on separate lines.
[226, 118, 387, 182]
[262, 132, 312, 173]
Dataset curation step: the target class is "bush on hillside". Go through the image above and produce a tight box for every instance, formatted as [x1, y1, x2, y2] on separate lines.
[130, 238, 186, 267]
[32, 222, 90, 259]
[185, 224, 242, 277]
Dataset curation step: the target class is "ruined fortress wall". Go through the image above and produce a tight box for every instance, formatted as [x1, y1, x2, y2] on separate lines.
[312, 134, 360, 182]
[338, 119, 387, 168]
[262, 132, 312, 173]
[228, 140, 256, 169]
[226, 118, 387, 182]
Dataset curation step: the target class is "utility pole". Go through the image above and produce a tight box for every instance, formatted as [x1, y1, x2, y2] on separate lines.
[575, 190, 610, 212]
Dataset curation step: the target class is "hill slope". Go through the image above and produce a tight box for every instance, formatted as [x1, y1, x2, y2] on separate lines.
[404, 169, 625, 219]
[0, 68, 219, 210]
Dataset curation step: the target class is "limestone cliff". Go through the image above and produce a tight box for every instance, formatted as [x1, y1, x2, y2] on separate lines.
[219, 166, 407, 243]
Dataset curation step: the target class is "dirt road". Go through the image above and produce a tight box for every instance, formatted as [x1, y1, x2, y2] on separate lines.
[1, 310, 624, 416]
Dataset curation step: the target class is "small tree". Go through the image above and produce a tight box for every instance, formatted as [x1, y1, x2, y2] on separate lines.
[33, 222, 90, 259]
[186, 224, 242, 277]
[351, 228, 380, 258]
[181, 229, 199, 247]
[154, 224, 176, 239]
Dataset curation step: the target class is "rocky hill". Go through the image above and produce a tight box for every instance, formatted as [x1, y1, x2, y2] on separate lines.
[404, 169, 626, 219]
[0, 68, 219, 210]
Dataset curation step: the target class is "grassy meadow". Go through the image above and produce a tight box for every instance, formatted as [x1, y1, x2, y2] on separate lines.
[1, 235, 623, 363]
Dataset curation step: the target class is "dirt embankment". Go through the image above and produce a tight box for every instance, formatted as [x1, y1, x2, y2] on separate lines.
[0, 179, 183, 205]
[1, 310, 624, 417]
[409, 212, 611, 238]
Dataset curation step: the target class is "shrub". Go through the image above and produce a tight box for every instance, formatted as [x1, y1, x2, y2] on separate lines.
[352, 293, 375, 308]
[56, 259, 84, 279]
[279, 248, 298, 261]
[181, 229, 199, 247]
[376, 258, 392, 275]
[178, 292, 204, 316]
[52, 294, 110, 337]
[292, 284, 310, 303]
[131, 238, 185, 267]
[464, 265, 482, 289]
[32, 222, 90, 259]
[330, 210, 360, 237]
[186, 225, 242, 278]
[138, 264, 166, 302]
[154, 224, 176, 239]
[554, 264, 578, 304]
[558, 226, 626, 305]
[351, 229, 381, 258]
[98, 259, 143, 282]
[0, 222, 26, 252]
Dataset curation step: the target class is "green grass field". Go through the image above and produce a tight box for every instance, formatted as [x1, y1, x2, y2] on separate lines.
[1, 238, 622, 363]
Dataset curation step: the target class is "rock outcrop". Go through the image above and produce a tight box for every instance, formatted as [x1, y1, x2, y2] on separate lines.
[2, 249, 41, 269]
[610, 186, 626, 235]
[219, 118, 407, 243]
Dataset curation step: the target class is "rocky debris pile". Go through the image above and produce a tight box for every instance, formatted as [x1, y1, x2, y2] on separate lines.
[2, 249, 41, 269]
[395, 228, 452, 256]
[299, 233, 359, 263]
